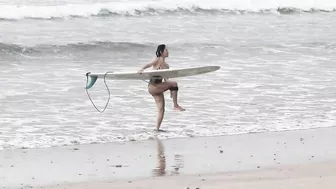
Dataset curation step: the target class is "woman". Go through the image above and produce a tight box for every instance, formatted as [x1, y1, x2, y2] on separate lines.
[138, 44, 185, 131]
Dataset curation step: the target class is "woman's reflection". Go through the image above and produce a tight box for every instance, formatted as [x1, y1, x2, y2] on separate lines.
[152, 137, 184, 176]
[152, 136, 166, 176]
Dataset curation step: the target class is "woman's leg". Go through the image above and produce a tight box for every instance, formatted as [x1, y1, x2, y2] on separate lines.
[152, 93, 165, 131]
[170, 87, 184, 111]
[149, 81, 185, 111]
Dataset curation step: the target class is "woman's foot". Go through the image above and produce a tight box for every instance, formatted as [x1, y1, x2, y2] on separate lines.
[174, 105, 185, 111]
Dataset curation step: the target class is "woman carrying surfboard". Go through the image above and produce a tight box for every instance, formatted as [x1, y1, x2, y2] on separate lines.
[138, 44, 185, 131]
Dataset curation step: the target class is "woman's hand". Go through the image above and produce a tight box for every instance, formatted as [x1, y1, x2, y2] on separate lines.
[137, 69, 144, 74]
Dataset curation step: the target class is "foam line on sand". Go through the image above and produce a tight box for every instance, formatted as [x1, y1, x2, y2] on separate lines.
[1, 126, 336, 189]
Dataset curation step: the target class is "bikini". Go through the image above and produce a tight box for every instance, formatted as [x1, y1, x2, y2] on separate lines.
[149, 75, 163, 84]
[148, 64, 178, 91]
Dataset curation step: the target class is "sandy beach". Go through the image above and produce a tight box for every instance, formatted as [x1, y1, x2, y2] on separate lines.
[50, 160, 336, 189]
[1, 126, 336, 189]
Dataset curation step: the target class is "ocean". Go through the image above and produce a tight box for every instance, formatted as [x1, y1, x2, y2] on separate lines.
[1, 0, 336, 150]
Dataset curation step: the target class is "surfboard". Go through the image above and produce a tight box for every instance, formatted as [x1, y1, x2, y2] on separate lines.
[85, 65, 220, 89]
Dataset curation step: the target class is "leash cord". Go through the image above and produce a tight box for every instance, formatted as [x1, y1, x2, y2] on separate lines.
[85, 71, 112, 113]
[85, 71, 167, 113]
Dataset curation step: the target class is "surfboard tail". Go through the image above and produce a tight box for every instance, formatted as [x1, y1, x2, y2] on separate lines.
[85, 73, 98, 89]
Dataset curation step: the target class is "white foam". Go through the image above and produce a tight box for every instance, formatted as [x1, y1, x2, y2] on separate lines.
[0, 0, 335, 19]
[0, 90, 29, 99]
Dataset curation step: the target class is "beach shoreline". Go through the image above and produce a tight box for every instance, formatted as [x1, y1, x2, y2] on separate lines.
[1, 126, 336, 189]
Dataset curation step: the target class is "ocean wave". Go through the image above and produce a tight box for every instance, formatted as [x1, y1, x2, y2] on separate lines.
[0, 41, 154, 55]
[0, 0, 336, 20]
[1, 41, 335, 56]
[0, 42, 38, 55]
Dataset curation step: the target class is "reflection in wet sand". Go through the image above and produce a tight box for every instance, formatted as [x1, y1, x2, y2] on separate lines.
[152, 137, 166, 176]
[172, 154, 184, 175]
[152, 137, 184, 177]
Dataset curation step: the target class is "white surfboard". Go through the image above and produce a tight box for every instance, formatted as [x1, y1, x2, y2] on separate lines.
[85, 65, 220, 89]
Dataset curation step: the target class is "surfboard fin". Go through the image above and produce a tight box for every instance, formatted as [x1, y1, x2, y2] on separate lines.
[85, 72, 98, 89]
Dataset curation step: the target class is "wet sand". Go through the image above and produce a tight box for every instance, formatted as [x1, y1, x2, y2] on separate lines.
[48, 160, 336, 189]
[1, 126, 336, 189]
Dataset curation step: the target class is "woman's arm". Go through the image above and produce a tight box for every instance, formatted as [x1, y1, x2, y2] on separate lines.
[138, 58, 158, 73]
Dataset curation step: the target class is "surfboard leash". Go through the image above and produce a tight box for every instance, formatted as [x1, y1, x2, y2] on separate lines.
[85, 71, 112, 113]
[85, 71, 167, 113]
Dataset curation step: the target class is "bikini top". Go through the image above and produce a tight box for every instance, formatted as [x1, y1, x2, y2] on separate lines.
[150, 61, 163, 80]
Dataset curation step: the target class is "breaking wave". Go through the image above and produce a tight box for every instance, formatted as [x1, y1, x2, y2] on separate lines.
[0, 0, 336, 20]
[0, 41, 154, 55]
[1, 40, 335, 56]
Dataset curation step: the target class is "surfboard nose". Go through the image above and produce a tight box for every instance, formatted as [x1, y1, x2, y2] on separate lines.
[202, 65, 220, 73]
[211, 66, 220, 71]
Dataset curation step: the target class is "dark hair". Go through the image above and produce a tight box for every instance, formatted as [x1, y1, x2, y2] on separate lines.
[156, 44, 166, 57]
